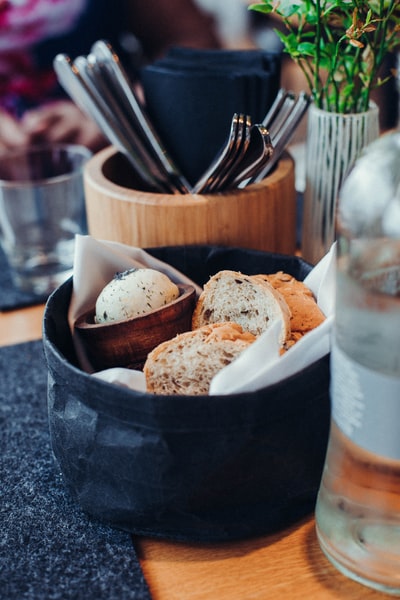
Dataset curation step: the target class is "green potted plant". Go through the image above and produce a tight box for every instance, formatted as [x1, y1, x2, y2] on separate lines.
[249, 0, 400, 263]
[249, 0, 399, 113]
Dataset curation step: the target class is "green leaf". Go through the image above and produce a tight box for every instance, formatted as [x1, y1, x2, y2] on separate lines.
[342, 82, 355, 95]
[248, 3, 273, 15]
[274, 30, 298, 49]
[297, 42, 317, 56]
[280, 5, 303, 18]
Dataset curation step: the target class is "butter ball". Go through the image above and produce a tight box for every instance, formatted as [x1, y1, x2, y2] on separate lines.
[95, 268, 180, 323]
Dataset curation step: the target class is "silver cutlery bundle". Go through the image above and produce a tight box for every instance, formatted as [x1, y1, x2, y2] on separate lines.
[54, 40, 190, 194]
[54, 41, 310, 195]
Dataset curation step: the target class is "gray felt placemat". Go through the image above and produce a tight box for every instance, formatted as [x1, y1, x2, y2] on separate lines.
[0, 340, 152, 600]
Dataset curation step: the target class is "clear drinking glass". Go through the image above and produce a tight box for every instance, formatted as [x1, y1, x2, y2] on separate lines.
[0, 144, 91, 296]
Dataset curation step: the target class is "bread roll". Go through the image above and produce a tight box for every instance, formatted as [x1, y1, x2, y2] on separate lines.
[144, 322, 256, 396]
[191, 270, 291, 347]
[255, 271, 325, 347]
[95, 268, 179, 323]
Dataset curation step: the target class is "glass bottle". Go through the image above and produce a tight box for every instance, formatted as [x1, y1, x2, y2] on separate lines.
[315, 132, 400, 594]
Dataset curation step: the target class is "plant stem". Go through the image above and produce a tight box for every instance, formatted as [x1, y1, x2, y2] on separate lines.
[314, 0, 322, 107]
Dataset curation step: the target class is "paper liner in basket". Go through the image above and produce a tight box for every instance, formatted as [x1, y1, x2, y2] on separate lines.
[69, 235, 335, 394]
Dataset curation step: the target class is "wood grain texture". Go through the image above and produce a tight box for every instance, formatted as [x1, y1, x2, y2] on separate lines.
[0, 304, 44, 347]
[136, 517, 387, 600]
[84, 147, 297, 255]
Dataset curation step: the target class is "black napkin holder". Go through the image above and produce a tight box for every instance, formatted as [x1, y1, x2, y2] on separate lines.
[43, 245, 330, 542]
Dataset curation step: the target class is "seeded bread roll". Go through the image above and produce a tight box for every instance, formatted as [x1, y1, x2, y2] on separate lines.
[191, 270, 291, 347]
[144, 322, 256, 396]
[255, 271, 325, 348]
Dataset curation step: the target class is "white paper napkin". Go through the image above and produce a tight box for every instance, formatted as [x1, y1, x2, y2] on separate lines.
[69, 235, 336, 394]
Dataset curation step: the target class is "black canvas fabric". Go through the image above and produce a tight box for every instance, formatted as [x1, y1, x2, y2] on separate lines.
[43, 245, 331, 542]
[0, 340, 151, 600]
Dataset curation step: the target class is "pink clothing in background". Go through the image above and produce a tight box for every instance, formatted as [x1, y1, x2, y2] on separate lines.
[0, 0, 87, 113]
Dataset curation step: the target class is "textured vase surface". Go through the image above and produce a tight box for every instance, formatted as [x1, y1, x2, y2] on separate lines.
[301, 103, 379, 264]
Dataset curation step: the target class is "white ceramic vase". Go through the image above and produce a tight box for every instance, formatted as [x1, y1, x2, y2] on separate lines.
[301, 103, 380, 264]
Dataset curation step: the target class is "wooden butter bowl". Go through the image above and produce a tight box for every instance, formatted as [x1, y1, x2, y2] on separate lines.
[74, 284, 196, 371]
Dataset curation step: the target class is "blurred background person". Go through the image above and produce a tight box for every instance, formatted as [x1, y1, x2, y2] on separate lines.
[0, 0, 221, 154]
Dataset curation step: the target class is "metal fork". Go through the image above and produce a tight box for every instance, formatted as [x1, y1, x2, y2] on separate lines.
[251, 90, 311, 183]
[192, 89, 310, 193]
[206, 113, 251, 193]
[227, 124, 273, 190]
[192, 113, 250, 194]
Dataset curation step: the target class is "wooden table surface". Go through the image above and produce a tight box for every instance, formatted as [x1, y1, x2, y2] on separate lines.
[0, 305, 390, 599]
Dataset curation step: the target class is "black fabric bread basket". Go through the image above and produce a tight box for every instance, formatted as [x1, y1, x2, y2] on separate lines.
[43, 245, 330, 542]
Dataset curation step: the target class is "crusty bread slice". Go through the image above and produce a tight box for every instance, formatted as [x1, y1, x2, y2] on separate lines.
[191, 270, 291, 347]
[255, 271, 325, 348]
[144, 322, 256, 396]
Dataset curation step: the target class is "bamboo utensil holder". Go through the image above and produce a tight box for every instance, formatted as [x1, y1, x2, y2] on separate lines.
[83, 146, 296, 254]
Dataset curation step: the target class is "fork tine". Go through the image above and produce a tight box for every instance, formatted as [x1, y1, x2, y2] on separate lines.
[229, 124, 274, 189]
[192, 113, 240, 194]
[210, 114, 251, 192]
[251, 92, 311, 183]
